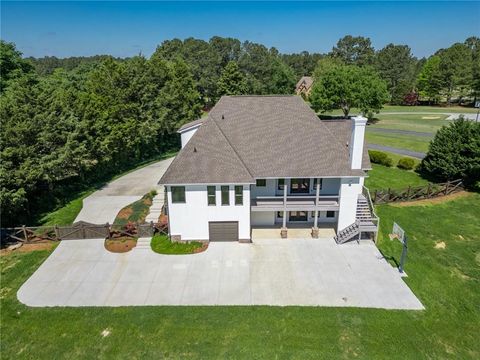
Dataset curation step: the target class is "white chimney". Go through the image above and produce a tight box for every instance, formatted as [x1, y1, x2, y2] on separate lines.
[349, 116, 367, 169]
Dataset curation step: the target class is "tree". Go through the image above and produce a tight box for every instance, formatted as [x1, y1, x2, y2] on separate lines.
[217, 61, 248, 97]
[465, 36, 480, 102]
[312, 57, 343, 81]
[374, 44, 417, 104]
[437, 43, 472, 104]
[420, 119, 480, 187]
[309, 64, 389, 117]
[417, 56, 443, 104]
[331, 35, 375, 66]
[281, 51, 323, 77]
[0, 40, 34, 92]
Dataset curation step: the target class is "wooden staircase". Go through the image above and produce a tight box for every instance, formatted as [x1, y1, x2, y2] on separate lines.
[334, 187, 379, 244]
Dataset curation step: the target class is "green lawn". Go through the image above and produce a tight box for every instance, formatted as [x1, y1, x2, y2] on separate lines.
[365, 164, 429, 191]
[37, 190, 94, 226]
[370, 113, 449, 133]
[2, 193, 479, 358]
[321, 105, 478, 116]
[150, 234, 206, 254]
[366, 131, 431, 153]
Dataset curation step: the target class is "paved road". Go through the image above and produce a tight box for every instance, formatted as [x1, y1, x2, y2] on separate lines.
[17, 237, 423, 309]
[367, 127, 434, 138]
[75, 157, 174, 224]
[368, 144, 426, 159]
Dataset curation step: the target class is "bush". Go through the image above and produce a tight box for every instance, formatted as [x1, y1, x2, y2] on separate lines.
[420, 119, 480, 185]
[397, 157, 415, 170]
[368, 150, 393, 167]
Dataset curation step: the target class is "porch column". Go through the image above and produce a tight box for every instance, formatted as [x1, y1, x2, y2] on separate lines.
[312, 178, 320, 238]
[281, 178, 287, 238]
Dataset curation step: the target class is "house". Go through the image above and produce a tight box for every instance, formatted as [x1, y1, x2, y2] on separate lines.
[160, 96, 378, 244]
[295, 76, 314, 96]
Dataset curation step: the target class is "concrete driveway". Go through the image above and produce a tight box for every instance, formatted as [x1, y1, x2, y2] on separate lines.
[18, 238, 423, 309]
[74, 157, 174, 224]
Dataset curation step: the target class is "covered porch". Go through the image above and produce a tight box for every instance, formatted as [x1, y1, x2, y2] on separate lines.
[251, 223, 336, 240]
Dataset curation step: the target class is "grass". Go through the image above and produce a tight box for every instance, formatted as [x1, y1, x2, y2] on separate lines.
[365, 131, 431, 153]
[37, 190, 94, 226]
[35, 150, 177, 227]
[2, 193, 479, 358]
[150, 234, 206, 254]
[321, 104, 478, 116]
[369, 113, 449, 133]
[365, 164, 429, 191]
[113, 191, 157, 226]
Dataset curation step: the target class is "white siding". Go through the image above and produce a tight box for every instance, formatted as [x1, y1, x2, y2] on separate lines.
[167, 185, 250, 241]
[250, 179, 276, 198]
[337, 177, 362, 231]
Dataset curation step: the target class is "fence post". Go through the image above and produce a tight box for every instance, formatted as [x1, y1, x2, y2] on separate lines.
[444, 181, 450, 195]
[406, 186, 411, 200]
[373, 190, 377, 203]
[150, 221, 154, 236]
[387, 188, 391, 201]
[106, 222, 110, 240]
[426, 183, 432, 198]
[22, 225, 28, 242]
[54, 225, 60, 241]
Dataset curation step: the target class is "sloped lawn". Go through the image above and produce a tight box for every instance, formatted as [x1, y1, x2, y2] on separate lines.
[1, 194, 479, 358]
[113, 190, 156, 226]
[150, 234, 207, 254]
[365, 164, 429, 191]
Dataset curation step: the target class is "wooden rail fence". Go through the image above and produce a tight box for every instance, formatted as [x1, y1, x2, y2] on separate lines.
[371, 179, 464, 204]
[1, 219, 169, 245]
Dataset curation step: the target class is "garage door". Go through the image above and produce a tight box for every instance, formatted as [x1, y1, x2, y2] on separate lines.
[208, 221, 239, 242]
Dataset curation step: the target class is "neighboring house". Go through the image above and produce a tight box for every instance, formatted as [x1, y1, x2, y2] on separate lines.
[160, 95, 378, 244]
[295, 76, 314, 96]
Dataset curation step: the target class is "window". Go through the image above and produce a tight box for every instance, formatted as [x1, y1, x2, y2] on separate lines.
[289, 211, 308, 221]
[313, 178, 323, 190]
[256, 179, 266, 187]
[278, 178, 285, 191]
[290, 178, 310, 193]
[171, 186, 185, 203]
[207, 186, 216, 206]
[235, 186, 243, 205]
[277, 211, 284, 218]
[221, 185, 230, 205]
[326, 211, 335, 218]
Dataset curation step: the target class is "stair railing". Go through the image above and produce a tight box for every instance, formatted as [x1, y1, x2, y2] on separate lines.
[362, 186, 380, 243]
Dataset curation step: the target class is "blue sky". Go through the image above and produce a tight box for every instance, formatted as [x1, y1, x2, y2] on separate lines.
[1, 1, 479, 58]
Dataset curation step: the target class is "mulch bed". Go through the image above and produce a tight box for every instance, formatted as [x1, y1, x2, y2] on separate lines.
[104, 238, 137, 253]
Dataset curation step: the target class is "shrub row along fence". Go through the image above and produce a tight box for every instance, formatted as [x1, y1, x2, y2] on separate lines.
[0, 220, 169, 245]
[371, 179, 464, 204]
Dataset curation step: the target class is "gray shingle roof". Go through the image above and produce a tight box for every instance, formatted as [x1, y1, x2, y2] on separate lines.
[321, 119, 372, 170]
[178, 118, 204, 132]
[160, 96, 366, 185]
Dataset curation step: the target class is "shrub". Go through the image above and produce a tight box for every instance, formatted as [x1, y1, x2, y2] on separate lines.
[368, 150, 393, 167]
[419, 119, 480, 185]
[397, 157, 415, 170]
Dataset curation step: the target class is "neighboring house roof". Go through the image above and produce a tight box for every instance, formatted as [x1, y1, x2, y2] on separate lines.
[178, 118, 205, 133]
[321, 119, 372, 170]
[295, 76, 313, 90]
[160, 95, 365, 185]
